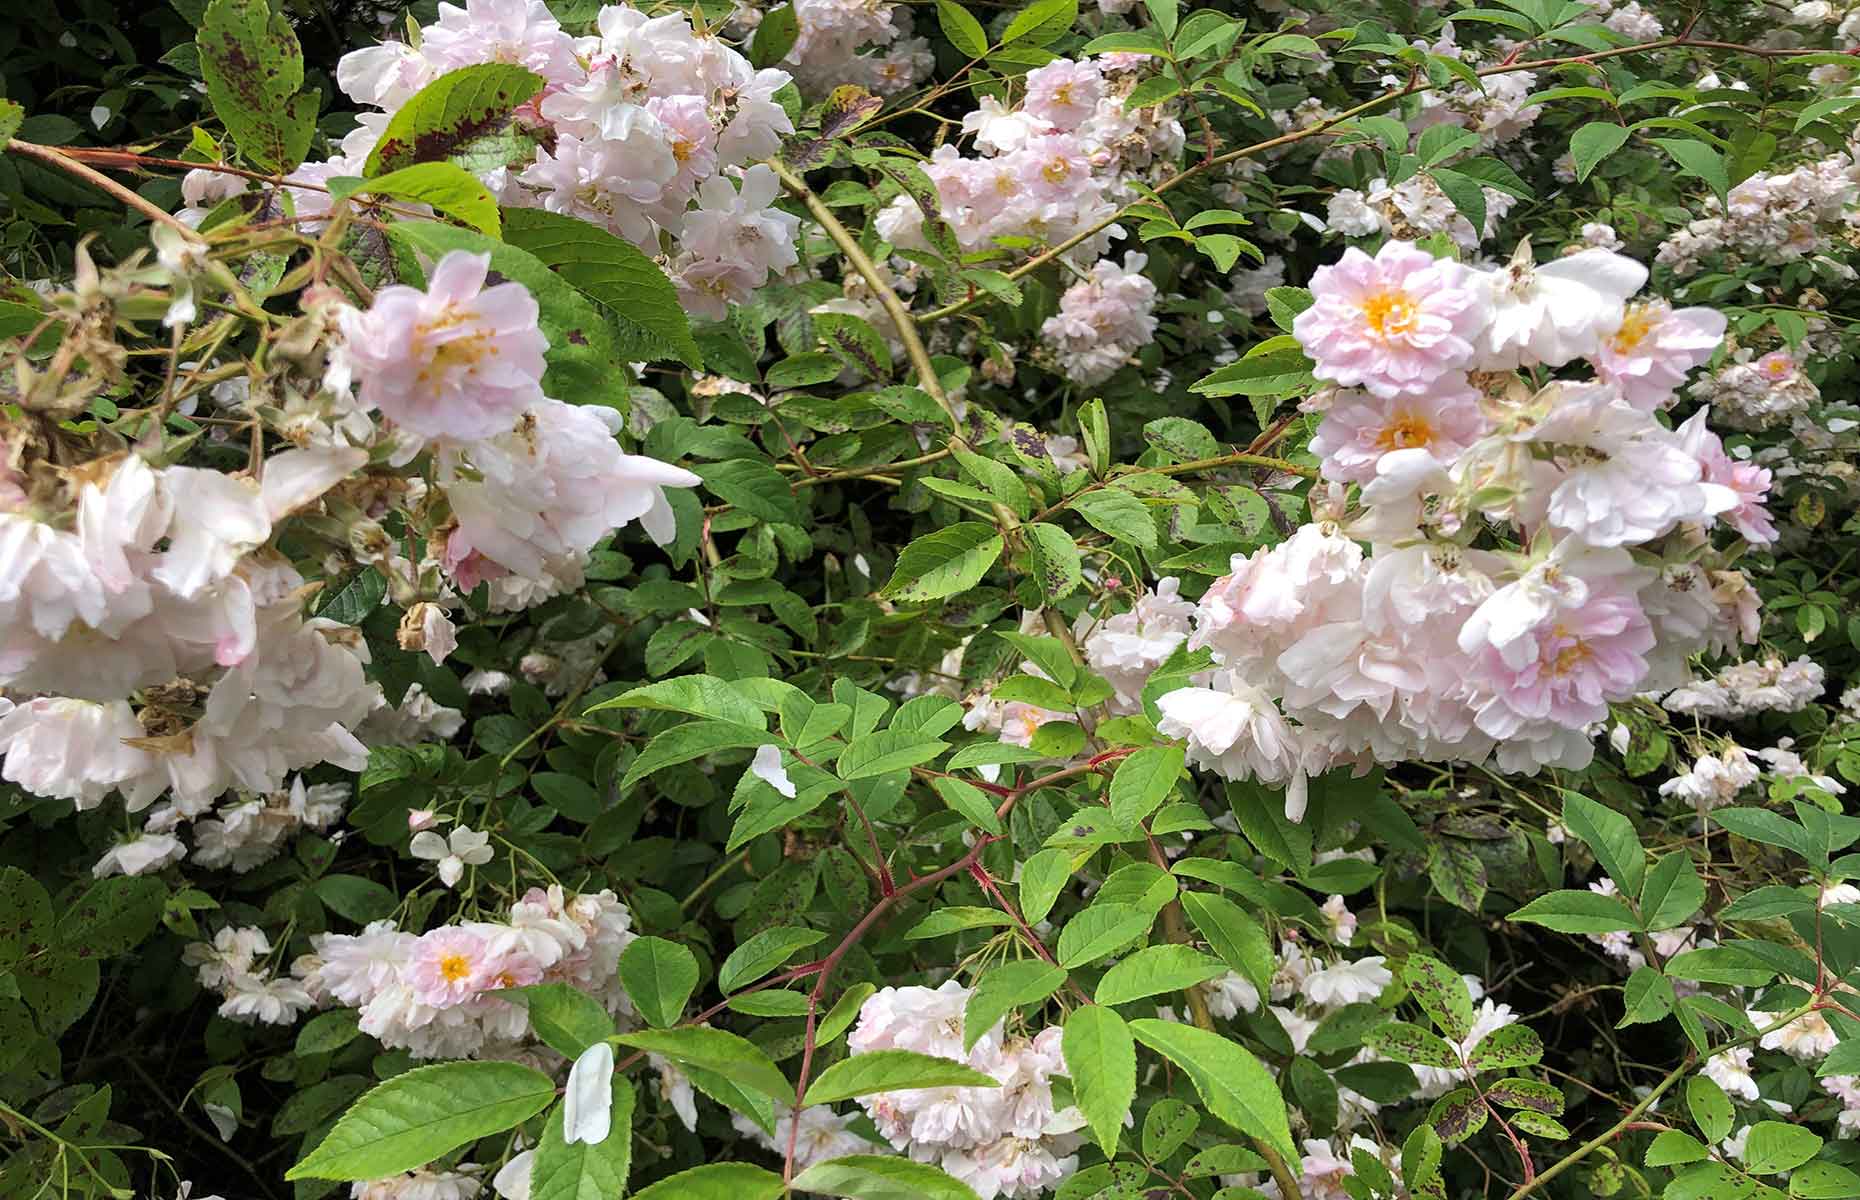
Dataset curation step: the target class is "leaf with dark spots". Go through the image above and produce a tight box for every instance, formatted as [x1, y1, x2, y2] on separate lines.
[820, 85, 884, 140]
[815, 311, 893, 380]
[1485, 1077, 1564, 1115]
[1428, 1088, 1489, 1144]
[196, 0, 316, 171]
[58, 877, 166, 961]
[365, 64, 544, 177]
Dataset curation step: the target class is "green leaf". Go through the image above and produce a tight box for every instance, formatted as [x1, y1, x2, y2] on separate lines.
[502, 206, 701, 368]
[964, 962, 1067, 1052]
[1071, 489, 1158, 549]
[587, 675, 765, 729]
[937, 0, 990, 56]
[1465, 1024, 1543, 1071]
[1645, 1129, 1710, 1167]
[1065, 1006, 1135, 1158]
[1109, 745, 1185, 827]
[905, 907, 1012, 940]
[1094, 944, 1228, 1006]
[1023, 522, 1084, 602]
[1364, 1021, 1462, 1069]
[501, 983, 616, 1058]
[1640, 852, 1705, 931]
[1742, 1121, 1823, 1175]
[1178, 891, 1273, 997]
[365, 64, 544, 176]
[0, 100, 22, 145]
[695, 458, 804, 525]
[1128, 1020, 1296, 1160]
[1686, 1074, 1733, 1144]
[1617, 967, 1676, 1028]
[344, 162, 501, 236]
[792, 1156, 981, 1200]
[803, 1050, 999, 1106]
[1561, 794, 1645, 898]
[285, 1061, 556, 1181]
[623, 721, 771, 789]
[881, 524, 1005, 602]
[1653, 138, 1731, 208]
[297, 1010, 362, 1056]
[1791, 1161, 1860, 1198]
[838, 728, 950, 780]
[631, 1164, 785, 1200]
[718, 926, 828, 994]
[1570, 122, 1631, 182]
[615, 1028, 791, 1102]
[1126, 75, 1184, 110]
[748, 4, 800, 68]
[1019, 848, 1072, 923]
[58, 876, 165, 959]
[1190, 349, 1315, 397]
[530, 1077, 634, 1200]
[1508, 890, 1640, 934]
[933, 777, 1004, 836]
[1002, 0, 1079, 47]
[571, 943, 677, 1029]
[1057, 902, 1153, 968]
[196, 0, 315, 171]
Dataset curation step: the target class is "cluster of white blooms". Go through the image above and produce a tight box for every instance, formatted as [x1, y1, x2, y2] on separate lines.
[354, 1168, 483, 1200]
[1687, 348, 1824, 430]
[1396, 28, 1541, 152]
[847, 981, 1089, 1199]
[729, 0, 932, 97]
[294, 885, 637, 1060]
[1662, 654, 1827, 718]
[0, 446, 378, 813]
[184, 925, 317, 1027]
[1324, 173, 1517, 252]
[730, 1103, 873, 1171]
[876, 57, 1184, 262]
[336, 250, 702, 601]
[1140, 241, 1773, 816]
[1656, 150, 1860, 276]
[246, 0, 803, 317]
[1037, 253, 1160, 385]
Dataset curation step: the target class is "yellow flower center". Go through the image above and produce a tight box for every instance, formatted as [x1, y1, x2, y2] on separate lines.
[438, 952, 473, 984]
[1053, 83, 1074, 106]
[1547, 626, 1592, 676]
[1360, 289, 1417, 338]
[1374, 414, 1436, 451]
[1609, 304, 1657, 354]
[672, 139, 694, 164]
[1041, 157, 1071, 185]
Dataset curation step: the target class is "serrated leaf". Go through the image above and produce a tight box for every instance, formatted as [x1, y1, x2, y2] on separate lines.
[803, 1050, 999, 1105]
[1129, 1020, 1296, 1160]
[615, 1028, 791, 1102]
[1057, 902, 1153, 968]
[365, 64, 543, 176]
[1179, 890, 1273, 997]
[1570, 121, 1631, 182]
[502, 207, 700, 367]
[718, 926, 826, 993]
[196, 0, 316, 171]
[881, 524, 1005, 602]
[964, 961, 1066, 1052]
[792, 1156, 981, 1200]
[1109, 745, 1185, 826]
[1094, 944, 1227, 1006]
[285, 1062, 556, 1181]
[1065, 1006, 1135, 1157]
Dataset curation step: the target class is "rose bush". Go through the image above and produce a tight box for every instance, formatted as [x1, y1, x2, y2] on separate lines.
[2, 0, 1860, 1198]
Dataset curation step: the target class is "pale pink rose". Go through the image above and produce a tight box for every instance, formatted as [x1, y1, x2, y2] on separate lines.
[408, 927, 493, 1008]
[1675, 411, 1777, 544]
[1293, 242, 1489, 398]
[1594, 300, 1726, 409]
[1309, 377, 1489, 484]
[1459, 552, 1655, 737]
[1023, 60, 1103, 129]
[342, 251, 547, 445]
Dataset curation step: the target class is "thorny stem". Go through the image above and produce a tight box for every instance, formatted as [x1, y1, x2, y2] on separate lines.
[7, 140, 204, 241]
